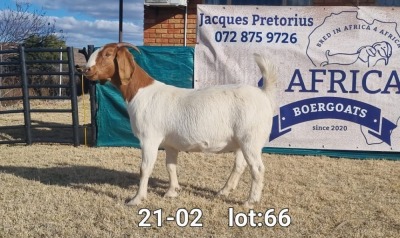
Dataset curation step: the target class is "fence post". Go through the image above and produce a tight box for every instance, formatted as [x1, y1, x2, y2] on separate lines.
[0, 44, 3, 108]
[87, 45, 97, 146]
[19, 45, 32, 145]
[59, 47, 63, 96]
[67, 47, 80, 147]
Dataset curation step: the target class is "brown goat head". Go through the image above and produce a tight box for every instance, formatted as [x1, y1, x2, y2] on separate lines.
[84, 43, 139, 84]
[84, 43, 154, 101]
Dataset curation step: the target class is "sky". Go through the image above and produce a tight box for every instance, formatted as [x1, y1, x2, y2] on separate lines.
[0, 0, 144, 48]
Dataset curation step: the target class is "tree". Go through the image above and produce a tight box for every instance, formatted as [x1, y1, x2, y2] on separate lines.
[23, 34, 67, 96]
[0, 1, 62, 45]
[27, 34, 65, 48]
[0, 1, 66, 101]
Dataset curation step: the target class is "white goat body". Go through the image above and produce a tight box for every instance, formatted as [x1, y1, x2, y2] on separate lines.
[128, 82, 273, 153]
[84, 43, 277, 207]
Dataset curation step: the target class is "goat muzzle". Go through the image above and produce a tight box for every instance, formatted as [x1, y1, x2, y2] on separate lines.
[79, 66, 97, 80]
[76, 65, 93, 78]
[75, 65, 84, 73]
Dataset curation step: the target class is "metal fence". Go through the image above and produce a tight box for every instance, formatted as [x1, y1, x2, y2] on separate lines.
[0, 45, 80, 146]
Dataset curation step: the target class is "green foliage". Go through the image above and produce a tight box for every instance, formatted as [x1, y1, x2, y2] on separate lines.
[24, 34, 66, 49]
[24, 34, 67, 61]
[24, 35, 68, 96]
[3, 34, 69, 96]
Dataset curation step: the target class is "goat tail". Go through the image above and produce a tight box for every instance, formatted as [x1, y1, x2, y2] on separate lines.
[254, 53, 277, 96]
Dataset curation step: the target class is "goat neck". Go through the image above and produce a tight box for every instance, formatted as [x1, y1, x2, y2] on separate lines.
[112, 60, 155, 102]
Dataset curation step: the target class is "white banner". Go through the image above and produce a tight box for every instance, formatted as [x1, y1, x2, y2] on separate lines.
[195, 5, 400, 152]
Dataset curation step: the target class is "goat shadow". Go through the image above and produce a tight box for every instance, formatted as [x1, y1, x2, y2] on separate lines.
[0, 165, 237, 204]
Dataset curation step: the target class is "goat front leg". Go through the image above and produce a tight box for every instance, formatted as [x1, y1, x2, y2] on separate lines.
[126, 142, 159, 206]
[218, 150, 247, 197]
[164, 147, 181, 198]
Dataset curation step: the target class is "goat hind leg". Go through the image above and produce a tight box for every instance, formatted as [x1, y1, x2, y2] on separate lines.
[126, 142, 159, 206]
[218, 150, 247, 197]
[242, 148, 265, 208]
[164, 148, 181, 198]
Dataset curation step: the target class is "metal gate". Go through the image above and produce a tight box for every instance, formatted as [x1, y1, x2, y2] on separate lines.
[0, 45, 79, 146]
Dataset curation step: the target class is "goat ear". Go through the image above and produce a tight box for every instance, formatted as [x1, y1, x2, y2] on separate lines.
[116, 47, 134, 85]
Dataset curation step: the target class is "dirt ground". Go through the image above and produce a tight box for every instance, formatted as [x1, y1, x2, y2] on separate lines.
[0, 98, 399, 237]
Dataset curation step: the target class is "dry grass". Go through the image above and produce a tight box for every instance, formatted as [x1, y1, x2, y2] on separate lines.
[0, 98, 399, 237]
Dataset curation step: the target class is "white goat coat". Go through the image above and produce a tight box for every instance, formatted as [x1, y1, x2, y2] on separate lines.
[127, 81, 273, 153]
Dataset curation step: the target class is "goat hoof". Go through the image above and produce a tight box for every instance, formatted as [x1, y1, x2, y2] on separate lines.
[126, 197, 143, 206]
[243, 201, 255, 209]
[164, 190, 179, 198]
[164, 186, 180, 198]
[217, 188, 231, 197]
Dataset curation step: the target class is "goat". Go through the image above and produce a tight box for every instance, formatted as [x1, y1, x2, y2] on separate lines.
[83, 42, 277, 207]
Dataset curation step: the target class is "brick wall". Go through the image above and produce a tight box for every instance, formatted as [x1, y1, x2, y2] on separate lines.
[144, 0, 201, 46]
[143, 0, 377, 46]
